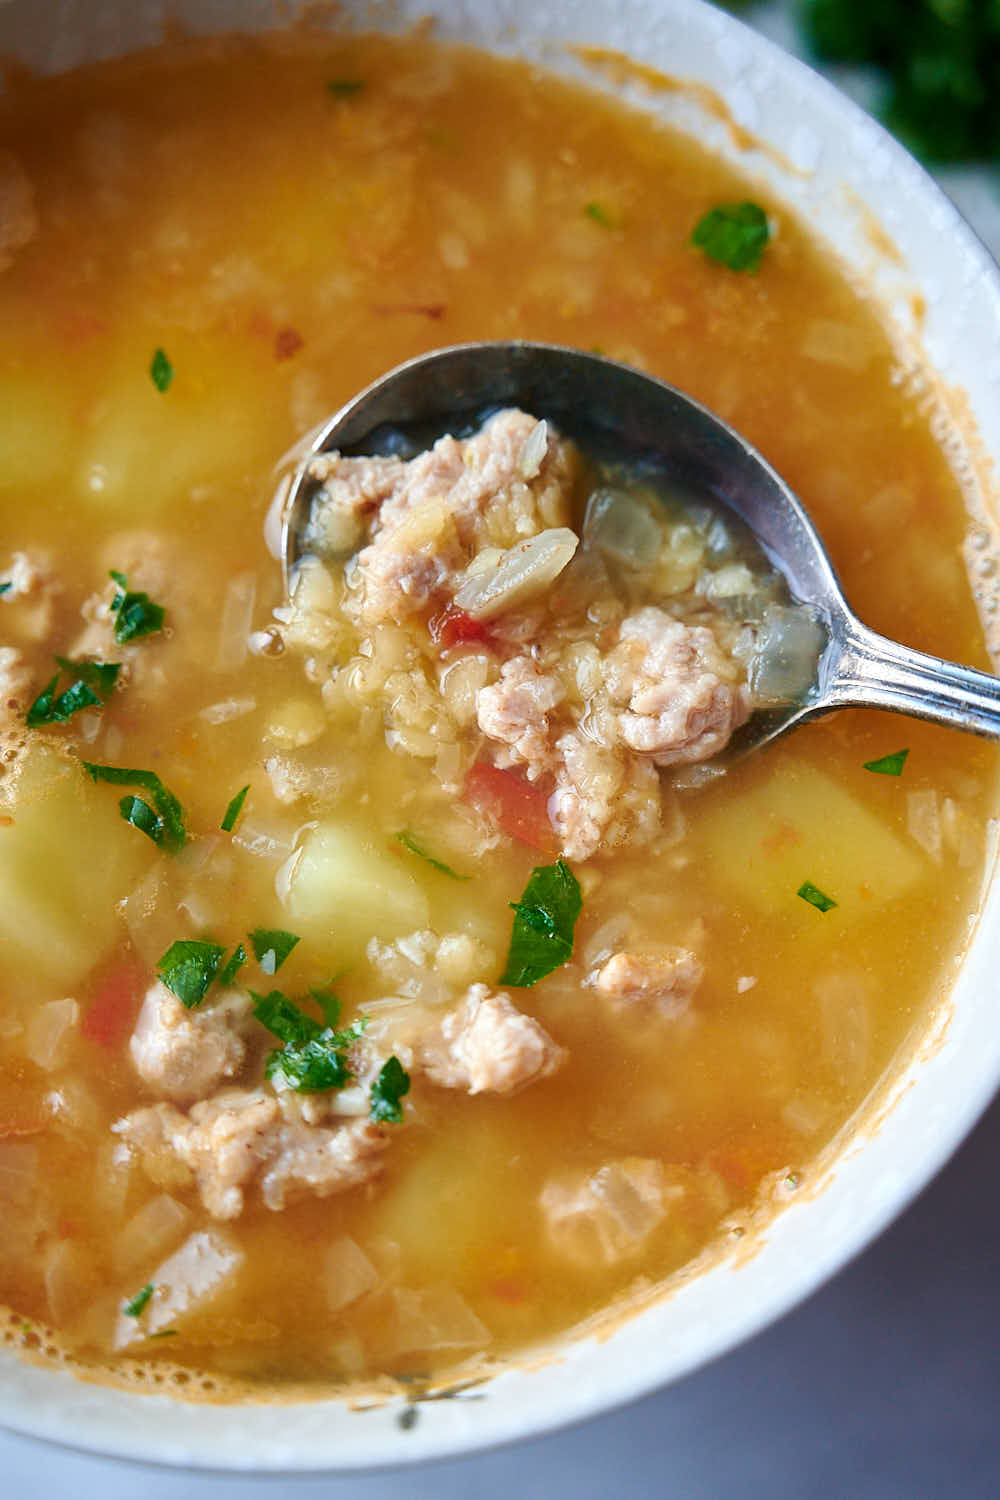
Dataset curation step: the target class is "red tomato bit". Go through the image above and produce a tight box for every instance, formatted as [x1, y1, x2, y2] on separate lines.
[462, 763, 559, 855]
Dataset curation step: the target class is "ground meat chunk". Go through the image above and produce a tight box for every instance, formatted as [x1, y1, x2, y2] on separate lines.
[548, 731, 662, 863]
[319, 409, 578, 628]
[129, 982, 252, 1104]
[592, 948, 703, 1018]
[476, 656, 565, 777]
[604, 607, 748, 766]
[114, 1088, 390, 1220]
[421, 984, 565, 1096]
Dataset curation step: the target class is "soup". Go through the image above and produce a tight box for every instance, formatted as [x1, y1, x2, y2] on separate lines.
[0, 30, 996, 1398]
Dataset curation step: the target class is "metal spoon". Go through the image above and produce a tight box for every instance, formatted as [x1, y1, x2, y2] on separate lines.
[281, 340, 1000, 758]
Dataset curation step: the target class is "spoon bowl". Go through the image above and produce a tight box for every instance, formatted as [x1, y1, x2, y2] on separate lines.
[282, 340, 1000, 757]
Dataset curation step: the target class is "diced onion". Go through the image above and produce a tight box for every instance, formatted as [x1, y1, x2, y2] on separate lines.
[323, 1236, 380, 1313]
[385, 1284, 491, 1357]
[453, 528, 578, 620]
[216, 572, 257, 672]
[519, 418, 549, 478]
[112, 1229, 244, 1349]
[540, 1157, 669, 1267]
[25, 998, 79, 1071]
[748, 604, 825, 703]
[815, 974, 871, 1086]
[112, 1193, 191, 1276]
[907, 788, 942, 862]
[583, 486, 663, 567]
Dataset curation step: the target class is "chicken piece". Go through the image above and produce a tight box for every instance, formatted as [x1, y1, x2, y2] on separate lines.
[129, 981, 252, 1104]
[540, 1157, 671, 1267]
[592, 948, 703, 1018]
[114, 1088, 390, 1220]
[421, 984, 565, 1096]
[476, 655, 565, 777]
[605, 607, 748, 766]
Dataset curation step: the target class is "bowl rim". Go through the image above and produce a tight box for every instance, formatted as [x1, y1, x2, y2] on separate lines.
[0, 0, 999, 1471]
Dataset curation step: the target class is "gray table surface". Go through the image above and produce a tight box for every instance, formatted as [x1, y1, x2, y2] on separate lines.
[3, 6, 999, 1495]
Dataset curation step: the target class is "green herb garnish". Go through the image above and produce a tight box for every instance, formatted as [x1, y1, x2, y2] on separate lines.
[253, 988, 362, 1094]
[0, 581, 11, 596]
[157, 939, 226, 1008]
[797, 880, 838, 913]
[108, 569, 166, 644]
[250, 928, 300, 975]
[394, 830, 469, 880]
[82, 762, 186, 852]
[123, 1283, 154, 1318]
[692, 201, 770, 271]
[326, 78, 364, 97]
[25, 656, 120, 727]
[119, 794, 166, 844]
[150, 348, 173, 392]
[863, 748, 910, 776]
[221, 784, 250, 832]
[218, 942, 247, 989]
[370, 1055, 410, 1124]
[26, 674, 101, 727]
[584, 200, 616, 228]
[148, 1329, 178, 1339]
[500, 859, 582, 988]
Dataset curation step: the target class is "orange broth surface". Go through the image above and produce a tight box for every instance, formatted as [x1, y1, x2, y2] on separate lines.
[0, 31, 997, 1395]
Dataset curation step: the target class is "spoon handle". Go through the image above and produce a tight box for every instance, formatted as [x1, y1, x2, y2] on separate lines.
[829, 619, 1000, 740]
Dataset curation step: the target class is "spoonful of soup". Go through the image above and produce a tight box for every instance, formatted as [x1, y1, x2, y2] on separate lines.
[279, 341, 1000, 769]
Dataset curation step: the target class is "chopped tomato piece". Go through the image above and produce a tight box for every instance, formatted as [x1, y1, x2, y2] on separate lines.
[81, 954, 147, 1051]
[428, 606, 494, 651]
[462, 763, 559, 855]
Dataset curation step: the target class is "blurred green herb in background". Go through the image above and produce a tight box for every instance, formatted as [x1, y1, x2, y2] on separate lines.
[715, 1, 1000, 165]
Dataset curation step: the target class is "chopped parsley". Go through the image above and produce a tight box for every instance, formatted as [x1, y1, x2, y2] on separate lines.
[218, 942, 247, 989]
[394, 830, 469, 880]
[326, 78, 364, 97]
[250, 928, 300, 975]
[150, 348, 174, 392]
[692, 201, 770, 271]
[584, 200, 616, 228]
[221, 784, 250, 832]
[500, 859, 582, 988]
[864, 748, 910, 776]
[25, 656, 120, 728]
[253, 988, 363, 1094]
[157, 939, 226, 1008]
[0, 581, 11, 596]
[122, 1283, 154, 1318]
[370, 1055, 410, 1124]
[108, 569, 166, 644]
[82, 762, 186, 852]
[797, 880, 838, 913]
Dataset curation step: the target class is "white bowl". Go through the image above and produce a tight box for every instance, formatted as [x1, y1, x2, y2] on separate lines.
[1, 0, 998, 1471]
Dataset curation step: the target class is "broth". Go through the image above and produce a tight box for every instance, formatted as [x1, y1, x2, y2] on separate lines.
[0, 31, 996, 1394]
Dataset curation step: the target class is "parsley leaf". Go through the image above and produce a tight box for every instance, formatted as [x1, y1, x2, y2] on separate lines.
[326, 78, 364, 97]
[394, 830, 469, 880]
[370, 1055, 410, 1124]
[82, 762, 186, 852]
[26, 673, 102, 727]
[25, 655, 120, 727]
[0, 581, 10, 596]
[157, 939, 226, 1008]
[250, 928, 300, 975]
[119, 793, 165, 844]
[123, 1283, 154, 1318]
[150, 348, 173, 392]
[108, 570, 166, 644]
[218, 942, 247, 988]
[584, 200, 616, 228]
[797, 880, 838, 913]
[221, 784, 250, 832]
[253, 988, 363, 1093]
[692, 201, 770, 271]
[863, 748, 910, 776]
[500, 859, 582, 987]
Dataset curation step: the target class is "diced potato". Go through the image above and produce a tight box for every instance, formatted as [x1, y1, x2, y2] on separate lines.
[0, 745, 153, 986]
[278, 817, 430, 962]
[693, 757, 927, 916]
